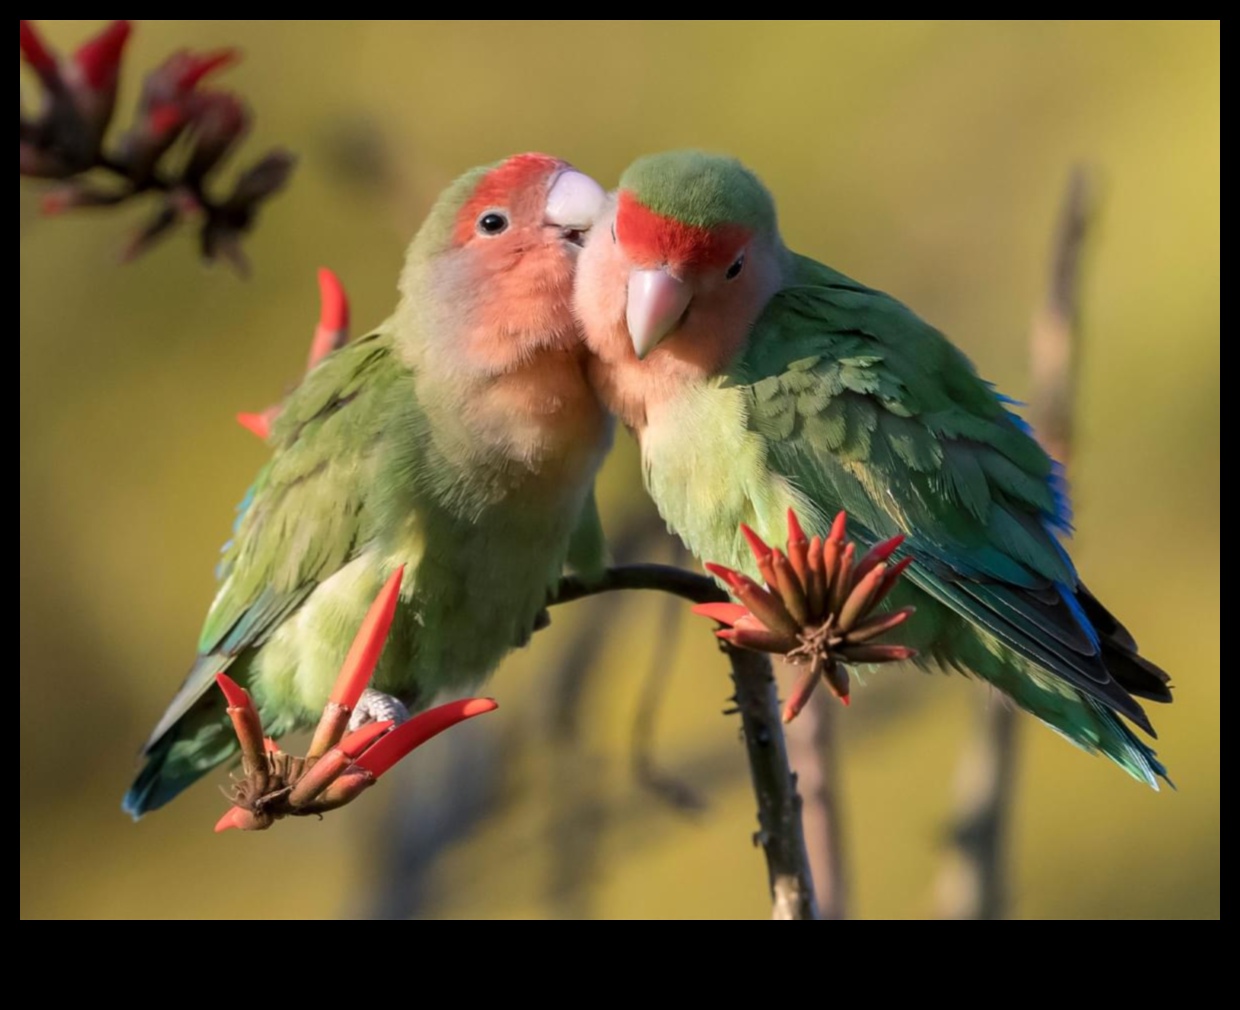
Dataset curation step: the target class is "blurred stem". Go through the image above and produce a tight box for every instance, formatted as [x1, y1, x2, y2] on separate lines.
[632, 579, 706, 813]
[551, 565, 818, 919]
[785, 687, 847, 918]
[935, 166, 1093, 920]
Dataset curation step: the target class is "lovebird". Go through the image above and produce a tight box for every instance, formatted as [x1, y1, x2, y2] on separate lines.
[125, 154, 611, 816]
[575, 151, 1172, 786]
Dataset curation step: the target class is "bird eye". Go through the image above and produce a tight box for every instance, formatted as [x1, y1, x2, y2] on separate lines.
[725, 253, 745, 281]
[477, 211, 509, 236]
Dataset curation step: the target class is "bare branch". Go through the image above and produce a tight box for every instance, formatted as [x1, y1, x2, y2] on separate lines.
[785, 688, 848, 918]
[935, 165, 1093, 919]
[550, 565, 818, 919]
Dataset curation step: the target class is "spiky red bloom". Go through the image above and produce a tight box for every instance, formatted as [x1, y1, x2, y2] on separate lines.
[211, 576, 497, 832]
[694, 509, 917, 721]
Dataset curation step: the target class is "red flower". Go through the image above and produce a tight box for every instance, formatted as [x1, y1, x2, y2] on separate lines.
[694, 509, 916, 722]
[212, 568, 498, 832]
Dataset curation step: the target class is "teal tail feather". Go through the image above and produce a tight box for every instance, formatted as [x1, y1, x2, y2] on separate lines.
[122, 692, 239, 819]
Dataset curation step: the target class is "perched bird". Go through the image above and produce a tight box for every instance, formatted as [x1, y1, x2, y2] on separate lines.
[125, 154, 611, 816]
[575, 150, 1172, 786]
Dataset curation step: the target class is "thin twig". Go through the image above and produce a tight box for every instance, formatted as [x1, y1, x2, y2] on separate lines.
[785, 688, 847, 918]
[935, 166, 1093, 920]
[631, 543, 705, 813]
[550, 566, 818, 919]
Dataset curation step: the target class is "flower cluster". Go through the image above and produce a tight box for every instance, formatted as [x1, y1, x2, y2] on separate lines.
[694, 510, 916, 723]
[20, 19, 294, 271]
[214, 567, 497, 832]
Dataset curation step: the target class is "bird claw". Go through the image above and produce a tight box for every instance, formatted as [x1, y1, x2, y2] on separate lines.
[347, 688, 411, 731]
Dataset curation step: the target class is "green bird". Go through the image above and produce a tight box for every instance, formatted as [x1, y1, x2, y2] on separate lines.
[125, 154, 611, 817]
[575, 150, 1172, 786]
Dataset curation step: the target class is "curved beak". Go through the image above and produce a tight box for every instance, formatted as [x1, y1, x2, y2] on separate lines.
[627, 268, 691, 360]
[545, 170, 607, 245]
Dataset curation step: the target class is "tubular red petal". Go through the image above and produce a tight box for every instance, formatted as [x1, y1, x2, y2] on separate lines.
[786, 508, 808, 546]
[837, 562, 887, 631]
[823, 660, 851, 703]
[74, 19, 132, 89]
[691, 602, 750, 626]
[724, 626, 798, 654]
[828, 542, 856, 615]
[215, 672, 252, 710]
[287, 749, 353, 808]
[854, 534, 906, 582]
[739, 524, 778, 587]
[310, 768, 374, 811]
[704, 562, 744, 589]
[839, 644, 917, 664]
[262, 737, 281, 754]
[354, 699, 498, 778]
[731, 572, 800, 638]
[782, 664, 821, 723]
[805, 535, 826, 620]
[216, 673, 266, 784]
[771, 549, 809, 626]
[828, 510, 848, 545]
[845, 605, 916, 644]
[316, 267, 349, 332]
[739, 523, 771, 562]
[870, 556, 914, 610]
[235, 410, 272, 440]
[176, 49, 239, 90]
[19, 20, 58, 76]
[329, 567, 405, 708]
[306, 268, 350, 370]
[337, 719, 393, 759]
[214, 806, 260, 833]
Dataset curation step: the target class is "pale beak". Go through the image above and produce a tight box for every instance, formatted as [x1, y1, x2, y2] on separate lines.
[627, 268, 691, 360]
[545, 170, 607, 245]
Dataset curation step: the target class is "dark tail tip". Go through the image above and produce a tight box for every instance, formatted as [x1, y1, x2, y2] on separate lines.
[121, 734, 210, 820]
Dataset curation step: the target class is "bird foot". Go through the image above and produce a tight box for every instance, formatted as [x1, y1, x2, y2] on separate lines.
[348, 688, 411, 731]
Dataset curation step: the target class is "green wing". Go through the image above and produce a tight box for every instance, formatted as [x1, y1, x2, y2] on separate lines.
[736, 256, 1166, 731]
[564, 487, 608, 583]
[142, 332, 400, 747]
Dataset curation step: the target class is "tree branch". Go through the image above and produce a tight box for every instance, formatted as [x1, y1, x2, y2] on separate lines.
[935, 165, 1093, 919]
[550, 565, 818, 919]
[785, 688, 848, 918]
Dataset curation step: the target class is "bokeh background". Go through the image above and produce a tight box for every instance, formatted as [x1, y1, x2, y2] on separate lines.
[20, 20, 1218, 919]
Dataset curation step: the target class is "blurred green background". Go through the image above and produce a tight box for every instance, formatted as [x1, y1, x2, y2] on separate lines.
[20, 20, 1218, 919]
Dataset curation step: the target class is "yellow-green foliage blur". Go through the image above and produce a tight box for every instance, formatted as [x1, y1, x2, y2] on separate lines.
[20, 20, 1218, 919]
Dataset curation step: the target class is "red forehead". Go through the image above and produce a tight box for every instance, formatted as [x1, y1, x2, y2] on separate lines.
[615, 190, 750, 269]
[454, 153, 563, 244]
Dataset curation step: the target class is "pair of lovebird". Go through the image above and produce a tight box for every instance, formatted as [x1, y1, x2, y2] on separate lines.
[124, 150, 1173, 818]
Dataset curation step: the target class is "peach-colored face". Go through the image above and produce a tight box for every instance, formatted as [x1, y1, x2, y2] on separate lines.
[430, 155, 606, 376]
[575, 192, 782, 390]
